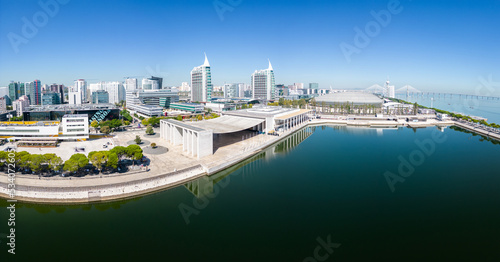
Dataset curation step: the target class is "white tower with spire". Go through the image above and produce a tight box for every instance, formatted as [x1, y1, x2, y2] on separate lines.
[385, 77, 395, 98]
[191, 53, 213, 102]
[251, 59, 276, 101]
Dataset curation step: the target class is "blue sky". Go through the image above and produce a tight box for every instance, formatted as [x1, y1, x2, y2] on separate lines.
[0, 0, 499, 93]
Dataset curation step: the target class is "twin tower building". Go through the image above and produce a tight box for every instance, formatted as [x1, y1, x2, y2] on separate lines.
[190, 54, 276, 102]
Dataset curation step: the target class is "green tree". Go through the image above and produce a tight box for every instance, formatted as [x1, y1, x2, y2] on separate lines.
[107, 153, 119, 169]
[91, 120, 99, 129]
[126, 145, 142, 158]
[151, 142, 157, 148]
[298, 99, 306, 109]
[72, 153, 89, 169]
[133, 152, 143, 162]
[30, 154, 46, 174]
[18, 154, 31, 171]
[110, 119, 122, 130]
[90, 151, 108, 173]
[141, 118, 149, 126]
[310, 98, 316, 107]
[176, 115, 183, 121]
[148, 116, 160, 127]
[101, 125, 111, 134]
[123, 120, 130, 126]
[135, 135, 142, 145]
[11, 116, 23, 121]
[125, 145, 143, 165]
[63, 159, 79, 173]
[278, 98, 285, 106]
[49, 156, 63, 172]
[15, 151, 30, 164]
[145, 125, 154, 135]
[197, 115, 203, 121]
[110, 146, 127, 160]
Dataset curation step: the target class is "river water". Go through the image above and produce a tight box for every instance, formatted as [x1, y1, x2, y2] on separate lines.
[396, 93, 500, 124]
[1, 125, 500, 261]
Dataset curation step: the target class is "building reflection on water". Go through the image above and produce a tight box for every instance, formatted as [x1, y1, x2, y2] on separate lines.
[184, 126, 315, 198]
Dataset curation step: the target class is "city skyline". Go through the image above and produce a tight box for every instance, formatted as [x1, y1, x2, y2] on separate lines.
[1, 0, 499, 94]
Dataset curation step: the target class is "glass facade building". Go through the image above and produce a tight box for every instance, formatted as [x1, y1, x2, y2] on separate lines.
[22, 104, 119, 123]
[42, 92, 62, 105]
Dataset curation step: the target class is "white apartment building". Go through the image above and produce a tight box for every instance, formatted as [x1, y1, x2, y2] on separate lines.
[105, 81, 125, 104]
[13, 95, 30, 117]
[125, 78, 138, 91]
[191, 54, 212, 102]
[69, 91, 82, 105]
[74, 79, 87, 102]
[251, 60, 276, 101]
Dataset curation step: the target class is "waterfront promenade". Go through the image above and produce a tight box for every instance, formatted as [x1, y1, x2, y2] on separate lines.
[0, 116, 496, 203]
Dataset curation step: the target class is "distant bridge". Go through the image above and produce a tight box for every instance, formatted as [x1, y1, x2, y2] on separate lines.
[395, 92, 500, 100]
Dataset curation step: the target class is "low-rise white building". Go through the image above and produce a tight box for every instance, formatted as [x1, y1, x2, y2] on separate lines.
[0, 114, 89, 141]
[61, 114, 89, 140]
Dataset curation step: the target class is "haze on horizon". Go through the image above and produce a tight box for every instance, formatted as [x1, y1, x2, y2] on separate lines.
[0, 0, 499, 95]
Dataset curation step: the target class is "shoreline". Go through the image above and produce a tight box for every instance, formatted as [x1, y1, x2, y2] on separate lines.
[1, 118, 497, 204]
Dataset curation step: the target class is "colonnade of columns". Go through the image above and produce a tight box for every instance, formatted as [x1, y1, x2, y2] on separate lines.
[281, 113, 309, 131]
[160, 120, 200, 158]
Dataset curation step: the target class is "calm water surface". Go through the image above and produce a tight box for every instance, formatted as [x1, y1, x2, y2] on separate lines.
[396, 93, 500, 124]
[1, 126, 500, 261]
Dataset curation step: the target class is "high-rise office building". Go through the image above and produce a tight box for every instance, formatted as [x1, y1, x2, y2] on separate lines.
[224, 83, 242, 98]
[309, 83, 319, 89]
[126, 89, 179, 109]
[42, 92, 62, 105]
[49, 83, 65, 104]
[32, 80, 41, 105]
[141, 76, 162, 90]
[8, 82, 19, 101]
[251, 60, 275, 101]
[19, 83, 25, 97]
[149, 76, 162, 89]
[74, 79, 87, 102]
[191, 54, 212, 102]
[88, 82, 105, 94]
[125, 78, 138, 91]
[91, 90, 109, 104]
[24, 82, 32, 102]
[105, 81, 125, 104]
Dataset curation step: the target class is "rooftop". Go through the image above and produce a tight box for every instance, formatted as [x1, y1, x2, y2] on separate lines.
[315, 91, 383, 105]
[224, 105, 297, 119]
[62, 114, 88, 118]
[171, 102, 204, 106]
[25, 103, 118, 112]
[189, 116, 264, 134]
